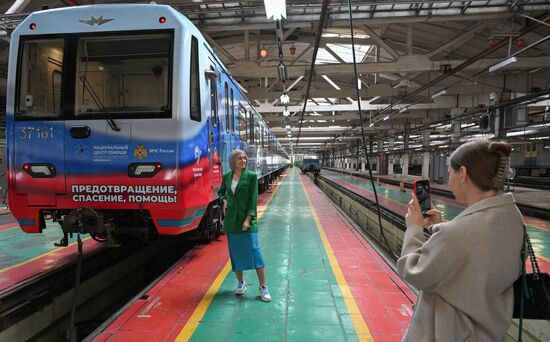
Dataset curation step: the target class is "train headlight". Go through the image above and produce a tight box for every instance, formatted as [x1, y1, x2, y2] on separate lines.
[128, 163, 163, 178]
[23, 163, 56, 178]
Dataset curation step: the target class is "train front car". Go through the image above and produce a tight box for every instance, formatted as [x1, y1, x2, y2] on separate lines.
[6, 5, 218, 244]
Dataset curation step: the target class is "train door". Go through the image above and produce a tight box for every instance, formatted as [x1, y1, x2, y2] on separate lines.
[207, 64, 222, 189]
[12, 37, 67, 206]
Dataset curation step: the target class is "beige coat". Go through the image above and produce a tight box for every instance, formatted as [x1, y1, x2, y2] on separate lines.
[398, 193, 524, 341]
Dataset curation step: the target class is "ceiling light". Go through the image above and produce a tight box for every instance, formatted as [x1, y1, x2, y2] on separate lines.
[369, 123, 374, 127]
[489, 56, 517, 72]
[322, 75, 341, 90]
[283, 108, 290, 117]
[398, 107, 408, 113]
[285, 124, 291, 129]
[383, 115, 390, 121]
[280, 93, 290, 104]
[431, 90, 446, 99]
[263, 0, 286, 20]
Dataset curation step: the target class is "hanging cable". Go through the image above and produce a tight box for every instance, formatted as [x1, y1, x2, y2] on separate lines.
[346, 0, 399, 258]
[295, 0, 330, 147]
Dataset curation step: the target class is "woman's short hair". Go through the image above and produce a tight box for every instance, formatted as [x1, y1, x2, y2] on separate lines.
[449, 139, 511, 191]
[229, 149, 247, 171]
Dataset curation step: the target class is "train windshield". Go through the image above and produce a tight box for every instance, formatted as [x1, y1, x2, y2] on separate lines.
[16, 32, 172, 120]
[76, 33, 171, 116]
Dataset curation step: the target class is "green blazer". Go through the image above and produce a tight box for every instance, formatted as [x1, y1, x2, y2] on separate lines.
[218, 169, 258, 234]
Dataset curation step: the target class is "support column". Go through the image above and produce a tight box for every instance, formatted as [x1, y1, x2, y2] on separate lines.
[422, 130, 430, 179]
[388, 138, 395, 176]
[402, 125, 409, 177]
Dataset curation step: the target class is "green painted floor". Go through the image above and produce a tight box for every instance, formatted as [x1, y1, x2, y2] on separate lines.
[324, 170, 550, 260]
[190, 170, 361, 342]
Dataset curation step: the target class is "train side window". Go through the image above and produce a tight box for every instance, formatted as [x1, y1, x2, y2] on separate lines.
[230, 88, 234, 133]
[209, 66, 217, 128]
[225, 82, 229, 132]
[249, 111, 254, 143]
[239, 105, 247, 142]
[190, 36, 201, 122]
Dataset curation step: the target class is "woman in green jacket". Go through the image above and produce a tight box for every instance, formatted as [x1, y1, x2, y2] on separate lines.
[218, 149, 271, 302]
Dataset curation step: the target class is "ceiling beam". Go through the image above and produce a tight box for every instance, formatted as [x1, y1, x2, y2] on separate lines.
[427, 22, 488, 59]
[362, 24, 401, 60]
[231, 55, 550, 77]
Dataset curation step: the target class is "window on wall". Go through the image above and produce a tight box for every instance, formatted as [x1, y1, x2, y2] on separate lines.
[225, 82, 229, 132]
[190, 36, 201, 121]
[249, 111, 255, 143]
[230, 88, 234, 132]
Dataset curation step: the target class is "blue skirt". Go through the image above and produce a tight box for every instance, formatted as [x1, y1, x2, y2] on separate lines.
[226, 232, 265, 272]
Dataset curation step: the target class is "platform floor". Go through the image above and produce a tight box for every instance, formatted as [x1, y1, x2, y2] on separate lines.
[92, 169, 414, 341]
[0, 217, 102, 295]
[322, 169, 550, 272]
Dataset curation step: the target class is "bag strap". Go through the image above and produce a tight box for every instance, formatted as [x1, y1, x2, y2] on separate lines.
[518, 224, 527, 342]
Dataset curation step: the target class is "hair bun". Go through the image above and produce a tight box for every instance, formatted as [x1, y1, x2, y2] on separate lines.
[488, 141, 512, 157]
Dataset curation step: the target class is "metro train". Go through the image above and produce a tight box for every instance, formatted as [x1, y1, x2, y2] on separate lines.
[6, 4, 289, 245]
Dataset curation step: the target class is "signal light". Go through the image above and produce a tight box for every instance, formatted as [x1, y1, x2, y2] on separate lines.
[159, 16, 166, 24]
[29, 23, 37, 30]
[23, 163, 56, 178]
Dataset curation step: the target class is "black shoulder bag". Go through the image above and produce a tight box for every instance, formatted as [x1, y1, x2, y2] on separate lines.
[512, 224, 550, 341]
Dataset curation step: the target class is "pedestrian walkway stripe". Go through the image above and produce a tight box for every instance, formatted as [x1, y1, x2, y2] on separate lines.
[299, 175, 374, 341]
[174, 176, 283, 341]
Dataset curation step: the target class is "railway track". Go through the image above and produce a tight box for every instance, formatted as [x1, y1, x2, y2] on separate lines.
[0, 235, 193, 341]
[323, 168, 550, 221]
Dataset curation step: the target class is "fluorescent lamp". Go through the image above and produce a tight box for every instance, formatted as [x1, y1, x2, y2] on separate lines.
[322, 75, 341, 90]
[264, 0, 286, 20]
[285, 124, 291, 129]
[369, 123, 374, 127]
[283, 108, 290, 117]
[280, 93, 290, 104]
[431, 90, 446, 99]
[489, 56, 517, 72]
[383, 115, 390, 121]
[399, 107, 408, 113]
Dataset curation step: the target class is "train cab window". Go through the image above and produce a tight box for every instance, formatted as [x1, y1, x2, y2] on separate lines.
[239, 105, 247, 142]
[16, 38, 65, 119]
[190, 36, 201, 121]
[74, 33, 172, 118]
[225, 82, 229, 133]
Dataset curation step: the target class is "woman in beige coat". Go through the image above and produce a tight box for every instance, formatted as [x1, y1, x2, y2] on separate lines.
[398, 139, 523, 341]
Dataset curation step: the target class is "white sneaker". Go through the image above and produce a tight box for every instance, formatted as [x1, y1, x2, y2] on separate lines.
[259, 285, 271, 302]
[235, 281, 247, 295]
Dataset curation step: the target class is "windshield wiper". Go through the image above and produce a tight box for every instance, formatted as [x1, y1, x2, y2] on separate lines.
[79, 76, 121, 132]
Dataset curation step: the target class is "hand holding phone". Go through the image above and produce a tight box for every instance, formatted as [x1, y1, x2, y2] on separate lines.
[413, 180, 431, 216]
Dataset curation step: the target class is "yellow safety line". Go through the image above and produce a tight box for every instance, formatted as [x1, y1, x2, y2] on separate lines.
[174, 172, 284, 341]
[0, 237, 92, 274]
[299, 171, 374, 341]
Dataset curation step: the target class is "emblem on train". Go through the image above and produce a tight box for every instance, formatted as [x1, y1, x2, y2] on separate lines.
[194, 146, 201, 164]
[79, 16, 114, 26]
[74, 144, 90, 160]
[133, 144, 148, 160]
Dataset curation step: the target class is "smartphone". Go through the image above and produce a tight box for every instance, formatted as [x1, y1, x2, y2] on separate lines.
[413, 180, 431, 216]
